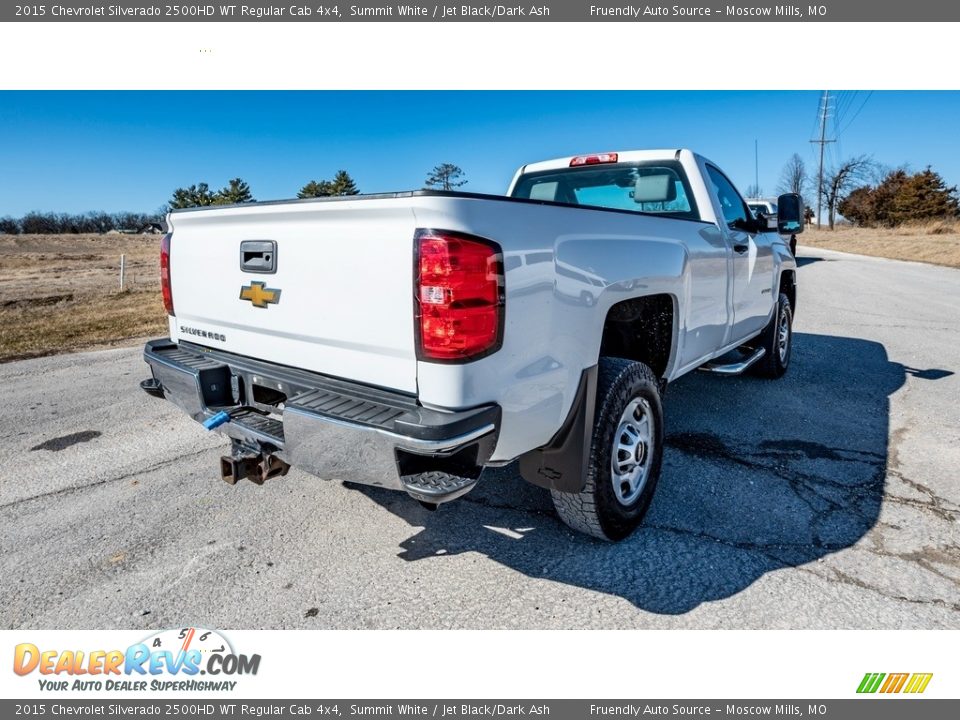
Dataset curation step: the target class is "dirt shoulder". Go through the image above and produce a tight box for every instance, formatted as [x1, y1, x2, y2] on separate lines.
[0, 234, 167, 362]
[800, 222, 960, 269]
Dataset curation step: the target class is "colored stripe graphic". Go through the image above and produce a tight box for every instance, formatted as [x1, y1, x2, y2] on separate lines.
[880, 673, 909, 693]
[904, 673, 933, 694]
[857, 672, 933, 694]
[857, 673, 885, 693]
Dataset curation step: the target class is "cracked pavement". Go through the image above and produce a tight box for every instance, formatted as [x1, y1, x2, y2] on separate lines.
[1, 246, 958, 629]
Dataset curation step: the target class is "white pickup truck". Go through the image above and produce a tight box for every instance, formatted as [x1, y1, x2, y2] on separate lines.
[142, 149, 803, 541]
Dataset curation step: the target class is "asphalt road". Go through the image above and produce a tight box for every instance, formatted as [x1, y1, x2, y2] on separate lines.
[2, 247, 958, 629]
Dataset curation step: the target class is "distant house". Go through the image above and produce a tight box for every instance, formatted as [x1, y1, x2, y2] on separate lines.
[137, 222, 167, 235]
[106, 221, 167, 235]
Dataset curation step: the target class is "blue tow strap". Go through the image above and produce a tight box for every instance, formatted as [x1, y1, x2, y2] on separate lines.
[202, 411, 231, 430]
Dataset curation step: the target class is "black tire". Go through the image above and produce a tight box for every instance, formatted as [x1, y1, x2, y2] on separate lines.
[753, 292, 792, 378]
[550, 357, 664, 541]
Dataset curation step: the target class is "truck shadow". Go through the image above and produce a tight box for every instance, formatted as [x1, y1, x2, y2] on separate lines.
[348, 332, 949, 616]
[795, 256, 833, 267]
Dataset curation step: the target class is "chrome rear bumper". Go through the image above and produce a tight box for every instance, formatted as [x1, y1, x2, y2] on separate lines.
[142, 339, 500, 494]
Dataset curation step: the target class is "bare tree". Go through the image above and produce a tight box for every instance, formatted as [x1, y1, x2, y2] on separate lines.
[823, 155, 875, 230]
[425, 163, 467, 191]
[744, 184, 763, 198]
[777, 153, 809, 197]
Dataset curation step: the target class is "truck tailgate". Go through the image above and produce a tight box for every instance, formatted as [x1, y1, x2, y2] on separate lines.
[167, 199, 418, 394]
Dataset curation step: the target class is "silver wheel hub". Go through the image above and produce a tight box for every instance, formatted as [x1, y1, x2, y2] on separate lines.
[777, 306, 790, 362]
[611, 397, 654, 506]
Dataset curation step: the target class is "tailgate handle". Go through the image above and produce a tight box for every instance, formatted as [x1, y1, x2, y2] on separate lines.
[240, 240, 277, 274]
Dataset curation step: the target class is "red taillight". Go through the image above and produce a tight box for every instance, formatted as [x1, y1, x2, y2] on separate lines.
[160, 232, 174, 315]
[416, 230, 503, 362]
[570, 152, 618, 167]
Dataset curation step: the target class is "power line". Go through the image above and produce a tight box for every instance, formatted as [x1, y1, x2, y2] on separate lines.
[834, 90, 858, 127]
[807, 91, 824, 150]
[839, 91, 874, 134]
[832, 91, 847, 124]
[833, 98, 843, 163]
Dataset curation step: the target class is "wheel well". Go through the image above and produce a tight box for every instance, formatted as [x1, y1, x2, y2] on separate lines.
[779, 270, 796, 311]
[599, 294, 674, 379]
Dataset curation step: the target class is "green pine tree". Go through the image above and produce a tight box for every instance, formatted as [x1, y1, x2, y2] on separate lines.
[329, 170, 360, 196]
[169, 183, 216, 209]
[214, 177, 254, 205]
[891, 167, 959, 223]
[838, 167, 958, 227]
[297, 180, 335, 198]
[869, 169, 909, 226]
[837, 186, 875, 226]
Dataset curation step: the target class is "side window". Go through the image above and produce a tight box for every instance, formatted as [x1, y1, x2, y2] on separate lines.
[706, 165, 749, 228]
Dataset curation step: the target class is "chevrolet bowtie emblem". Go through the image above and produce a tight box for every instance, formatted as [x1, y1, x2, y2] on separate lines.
[239, 281, 281, 308]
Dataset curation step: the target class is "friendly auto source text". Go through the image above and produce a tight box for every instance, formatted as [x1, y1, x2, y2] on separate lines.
[590, 705, 809, 716]
[589, 5, 808, 17]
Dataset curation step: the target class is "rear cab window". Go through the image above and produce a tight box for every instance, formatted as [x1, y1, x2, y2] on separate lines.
[510, 160, 700, 221]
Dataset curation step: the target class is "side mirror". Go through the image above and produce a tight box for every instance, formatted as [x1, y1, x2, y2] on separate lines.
[777, 193, 805, 235]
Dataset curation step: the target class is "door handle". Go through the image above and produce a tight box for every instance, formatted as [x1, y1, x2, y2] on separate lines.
[240, 240, 277, 273]
[733, 243, 749, 254]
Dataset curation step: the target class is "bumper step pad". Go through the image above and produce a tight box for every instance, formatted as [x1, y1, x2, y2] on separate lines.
[227, 408, 285, 445]
[286, 388, 406, 432]
[400, 471, 480, 505]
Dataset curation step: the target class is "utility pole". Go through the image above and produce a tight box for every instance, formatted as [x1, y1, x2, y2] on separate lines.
[810, 90, 836, 227]
[754, 139, 759, 196]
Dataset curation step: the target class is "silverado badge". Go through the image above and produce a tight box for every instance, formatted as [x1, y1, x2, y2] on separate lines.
[239, 281, 281, 308]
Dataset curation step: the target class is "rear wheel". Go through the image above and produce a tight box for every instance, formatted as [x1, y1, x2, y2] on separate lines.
[550, 357, 664, 541]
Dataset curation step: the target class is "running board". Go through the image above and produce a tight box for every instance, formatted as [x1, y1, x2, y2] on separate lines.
[698, 347, 766, 376]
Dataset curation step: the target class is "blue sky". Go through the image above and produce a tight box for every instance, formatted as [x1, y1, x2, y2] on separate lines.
[1, 91, 958, 216]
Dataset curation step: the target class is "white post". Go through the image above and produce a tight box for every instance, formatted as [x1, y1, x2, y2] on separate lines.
[119, 254, 125, 292]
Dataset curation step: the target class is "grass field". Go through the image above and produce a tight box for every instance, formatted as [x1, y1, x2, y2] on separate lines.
[801, 220, 960, 268]
[0, 234, 167, 362]
[1, 222, 957, 362]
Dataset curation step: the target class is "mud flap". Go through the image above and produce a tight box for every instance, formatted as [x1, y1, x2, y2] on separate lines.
[518, 365, 597, 493]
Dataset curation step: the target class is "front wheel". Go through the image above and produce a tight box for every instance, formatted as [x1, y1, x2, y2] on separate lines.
[550, 357, 664, 541]
[753, 292, 793, 378]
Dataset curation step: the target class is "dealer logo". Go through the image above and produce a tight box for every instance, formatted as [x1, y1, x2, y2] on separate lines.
[13, 627, 261, 693]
